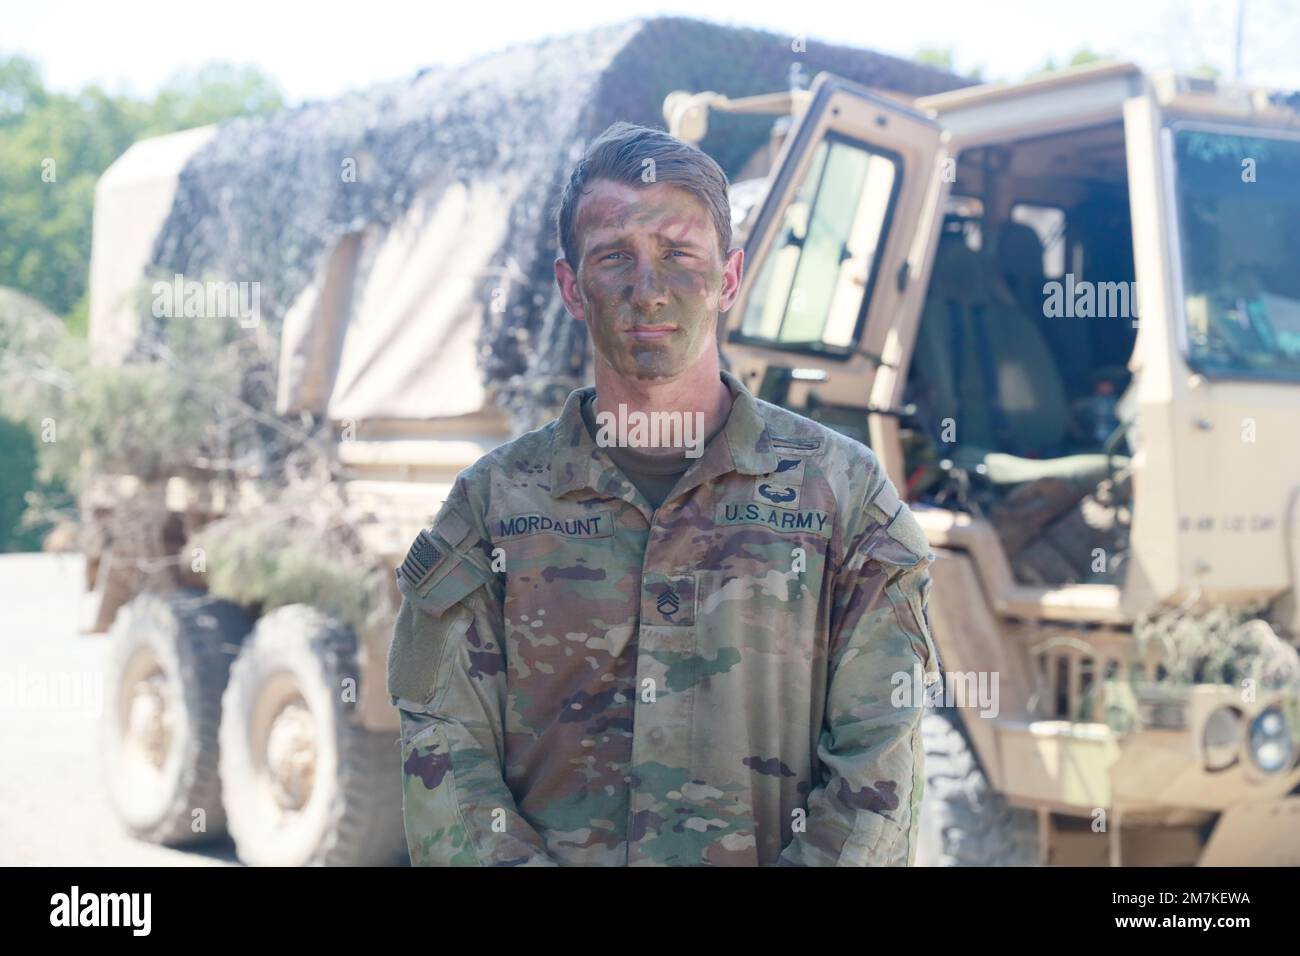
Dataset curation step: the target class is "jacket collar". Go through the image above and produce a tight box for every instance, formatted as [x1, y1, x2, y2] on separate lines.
[549, 367, 781, 501]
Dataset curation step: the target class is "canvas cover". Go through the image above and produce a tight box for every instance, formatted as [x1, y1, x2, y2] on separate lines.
[89, 16, 966, 433]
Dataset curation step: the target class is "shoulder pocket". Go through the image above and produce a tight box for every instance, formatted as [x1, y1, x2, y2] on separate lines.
[884, 505, 932, 565]
[397, 546, 492, 618]
[864, 480, 932, 569]
[395, 504, 493, 618]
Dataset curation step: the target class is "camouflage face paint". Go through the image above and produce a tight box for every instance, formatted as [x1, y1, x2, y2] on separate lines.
[574, 180, 725, 381]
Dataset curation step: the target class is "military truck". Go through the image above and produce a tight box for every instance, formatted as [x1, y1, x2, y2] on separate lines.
[87, 38, 1300, 864]
[84, 19, 967, 866]
[681, 61, 1300, 865]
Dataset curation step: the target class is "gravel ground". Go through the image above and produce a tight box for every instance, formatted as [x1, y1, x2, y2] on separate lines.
[0, 553, 236, 866]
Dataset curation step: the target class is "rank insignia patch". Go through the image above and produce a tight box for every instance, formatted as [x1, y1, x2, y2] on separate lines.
[643, 573, 696, 627]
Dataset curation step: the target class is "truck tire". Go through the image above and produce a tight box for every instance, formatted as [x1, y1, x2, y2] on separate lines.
[104, 589, 251, 844]
[916, 709, 1041, 866]
[218, 605, 406, 866]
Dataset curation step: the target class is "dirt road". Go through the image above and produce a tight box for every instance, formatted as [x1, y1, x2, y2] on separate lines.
[0, 552, 235, 865]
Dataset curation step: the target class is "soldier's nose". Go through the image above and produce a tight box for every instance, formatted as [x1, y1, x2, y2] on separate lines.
[628, 265, 670, 312]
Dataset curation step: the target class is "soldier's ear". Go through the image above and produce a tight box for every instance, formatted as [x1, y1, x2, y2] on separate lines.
[718, 247, 745, 313]
[555, 257, 586, 323]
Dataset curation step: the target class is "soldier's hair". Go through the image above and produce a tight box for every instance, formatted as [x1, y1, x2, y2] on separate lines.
[555, 121, 732, 268]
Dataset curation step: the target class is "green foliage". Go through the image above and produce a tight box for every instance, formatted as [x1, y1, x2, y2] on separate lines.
[913, 47, 955, 72]
[0, 55, 284, 321]
[190, 518, 386, 637]
[913, 47, 983, 82]
[1027, 47, 1113, 80]
[0, 416, 45, 551]
[1098, 606, 1300, 735]
[63, 364, 210, 482]
[1, 292, 248, 494]
[146, 64, 285, 133]
[1134, 605, 1300, 691]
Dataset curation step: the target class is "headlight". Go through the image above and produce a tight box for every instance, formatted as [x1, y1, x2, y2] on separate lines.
[1247, 708, 1294, 774]
[1202, 707, 1240, 771]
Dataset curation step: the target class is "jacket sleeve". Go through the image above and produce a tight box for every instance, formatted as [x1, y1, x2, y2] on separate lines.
[388, 478, 557, 867]
[776, 474, 942, 866]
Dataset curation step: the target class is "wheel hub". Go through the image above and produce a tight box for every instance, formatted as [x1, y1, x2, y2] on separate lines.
[263, 698, 318, 811]
[124, 666, 173, 769]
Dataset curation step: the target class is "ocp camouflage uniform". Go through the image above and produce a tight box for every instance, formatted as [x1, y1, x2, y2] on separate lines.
[388, 368, 941, 866]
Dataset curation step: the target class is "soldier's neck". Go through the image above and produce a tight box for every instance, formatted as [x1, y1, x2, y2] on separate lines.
[591, 354, 732, 457]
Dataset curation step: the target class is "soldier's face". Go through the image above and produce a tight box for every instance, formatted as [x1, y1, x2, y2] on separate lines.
[559, 179, 741, 381]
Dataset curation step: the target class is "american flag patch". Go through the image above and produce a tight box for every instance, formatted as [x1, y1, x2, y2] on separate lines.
[397, 529, 443, 589]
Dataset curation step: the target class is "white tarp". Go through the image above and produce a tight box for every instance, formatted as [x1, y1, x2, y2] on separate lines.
[88, 126, 215, 367]
[323, 175, 526, 422]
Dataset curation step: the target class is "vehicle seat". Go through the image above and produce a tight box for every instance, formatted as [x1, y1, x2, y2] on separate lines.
[993, 222, 1092, 396]
[912, 232, 1121, 487]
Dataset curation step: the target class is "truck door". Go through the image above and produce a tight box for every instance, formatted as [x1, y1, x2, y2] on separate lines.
[723, 71, 948, 489]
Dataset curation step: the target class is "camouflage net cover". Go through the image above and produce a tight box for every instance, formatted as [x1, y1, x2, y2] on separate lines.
[1100, 603, 1300, 734]
[1132, 604, 1300, 690]
[144, 16, 965, 434]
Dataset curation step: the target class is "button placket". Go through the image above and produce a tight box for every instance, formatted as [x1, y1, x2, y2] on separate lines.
[626, 494, 699, 864]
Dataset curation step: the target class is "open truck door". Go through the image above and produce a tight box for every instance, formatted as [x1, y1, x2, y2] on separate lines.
[723, 72, 949, 491]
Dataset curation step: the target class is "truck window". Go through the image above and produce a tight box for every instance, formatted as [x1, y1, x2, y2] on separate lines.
[1010, 203, 1066, 278]
[1172, 126, 1300, 381]
[948, 194, 984, 251]
[738, 132, 901, 353]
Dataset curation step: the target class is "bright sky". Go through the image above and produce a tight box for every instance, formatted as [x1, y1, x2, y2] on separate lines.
[6, 0, 1299, 102]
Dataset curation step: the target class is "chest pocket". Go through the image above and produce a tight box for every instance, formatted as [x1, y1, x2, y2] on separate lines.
[696, 499, 835, 662]
[487, 507, 620, 614]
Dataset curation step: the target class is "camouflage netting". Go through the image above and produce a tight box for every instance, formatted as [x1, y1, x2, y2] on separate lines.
[1099, 604, 1300, 734]
[1132, 605, 1300, 691]
[142, 15, 966, 434]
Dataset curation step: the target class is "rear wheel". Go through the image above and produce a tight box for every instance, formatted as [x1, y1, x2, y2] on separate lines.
[916, 709, 1041, 866]
[104, 589, 251, 844]
[218, 605, 406, 866]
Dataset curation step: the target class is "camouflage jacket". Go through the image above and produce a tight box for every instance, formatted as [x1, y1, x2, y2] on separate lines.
[388, 368, 941, 866]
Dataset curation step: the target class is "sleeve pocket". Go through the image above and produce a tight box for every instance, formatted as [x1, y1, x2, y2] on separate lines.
[397, 549, 492, 618]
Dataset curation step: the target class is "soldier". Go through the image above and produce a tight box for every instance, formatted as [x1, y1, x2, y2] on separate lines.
[388, 120, 941, 866]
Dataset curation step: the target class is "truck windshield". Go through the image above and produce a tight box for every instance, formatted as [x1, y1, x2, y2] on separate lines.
[1172, 127, 1300, 381]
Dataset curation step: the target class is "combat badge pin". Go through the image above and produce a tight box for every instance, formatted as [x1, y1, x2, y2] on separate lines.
[753, 455, 806, 510]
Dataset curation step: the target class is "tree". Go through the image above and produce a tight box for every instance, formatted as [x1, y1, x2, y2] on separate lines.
[913, 47, 985, 82]
[0, 56, 285, 551]
[0, 56, 284, 325]
[913, 47, 955, 72]
[1028, 47, 1113, 80]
